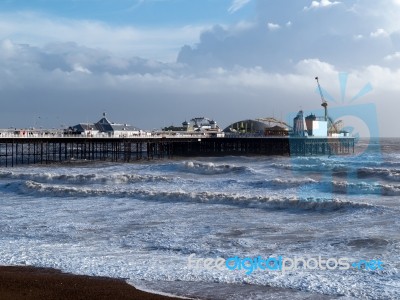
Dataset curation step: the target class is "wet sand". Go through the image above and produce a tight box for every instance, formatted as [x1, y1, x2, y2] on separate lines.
[0, 266, 183, 300]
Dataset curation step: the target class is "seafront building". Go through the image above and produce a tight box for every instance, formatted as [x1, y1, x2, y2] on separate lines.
[162, 117, 225, 137]
[223, 119, 289, 136]
[67, 113, 146, 137]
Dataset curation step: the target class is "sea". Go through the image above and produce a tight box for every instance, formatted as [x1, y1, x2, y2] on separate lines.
[0, 138, 399, 299]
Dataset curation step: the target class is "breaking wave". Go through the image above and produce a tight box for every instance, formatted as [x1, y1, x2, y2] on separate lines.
[244, 177, 400, 196]
[270, 162, 400, 183]
[248, 178, 318, 189]
[357, 167, 400, 182]
[179, 161, 253, 175]
[0, 170, 174, 184]
[331, 181, 400, 196]
[269, 162, 349, 173]
[8, 180, 379, 212]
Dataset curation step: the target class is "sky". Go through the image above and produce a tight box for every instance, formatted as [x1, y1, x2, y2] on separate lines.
[0, 0, 400, 136]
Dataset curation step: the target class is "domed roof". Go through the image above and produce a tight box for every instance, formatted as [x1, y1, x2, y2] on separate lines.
[223, 119, 269, 133]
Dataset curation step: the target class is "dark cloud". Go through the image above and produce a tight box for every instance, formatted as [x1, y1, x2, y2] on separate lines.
[0, 40, 176, 78]
[0, 39, 318, 131]
[177, 0, 399, 71]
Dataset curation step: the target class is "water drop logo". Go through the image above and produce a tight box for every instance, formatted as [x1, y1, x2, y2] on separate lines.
[313, 72, 379, 155]
[320, 72, 374, 104]
[289, 72, 381, 198]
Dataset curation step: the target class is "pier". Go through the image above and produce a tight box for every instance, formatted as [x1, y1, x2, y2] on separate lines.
[0, 136, 354, 167]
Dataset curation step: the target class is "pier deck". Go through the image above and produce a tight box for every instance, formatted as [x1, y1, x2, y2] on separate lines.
[0, 136, 354, 167]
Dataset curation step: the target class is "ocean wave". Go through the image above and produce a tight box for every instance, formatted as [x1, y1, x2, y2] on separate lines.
[0, 170, 174, 185]
[269, 162, 349, 174]
[246, 177, 400, 196]
[180, 161, 253, 175]
[248, 178, 318, 189]
[331, 181, 400, 196]
[269, 162, 400, 183]
[12, 181, 378, 212]
[382, 160, 400, 168]
[357, 167, 400, 182]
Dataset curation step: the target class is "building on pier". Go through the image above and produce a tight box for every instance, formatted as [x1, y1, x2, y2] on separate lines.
[70, 123, 98, 136]
[68, 113, 141, 137]
[292, 110, 349, 138]
[224, 119, 289, 136]
[162, 117, 224, 137]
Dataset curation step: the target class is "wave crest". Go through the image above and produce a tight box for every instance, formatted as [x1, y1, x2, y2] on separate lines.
[181, 161, 252, 175]
[0, 170, 173, 184]
[249, 178, 318, 189]
[15, 181, 377, 212]
[332, 181, 400, 196]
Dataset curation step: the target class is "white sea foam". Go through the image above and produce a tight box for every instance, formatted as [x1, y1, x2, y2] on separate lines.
[0, 149, 399, 299]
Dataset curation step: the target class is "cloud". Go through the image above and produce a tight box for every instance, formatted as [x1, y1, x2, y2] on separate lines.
[177, 1, 398, 72]
[0, 11, 208, 62]
[1, 38, 400, 136]
[72, 63, 92, 74]
[1, 1, 400, 136]
[267, 22, 281, 31]
[354, 34, 364, 40]
[0, 39, 179, 77]
[303, 0, 341, 10]
[228, 0, 252, 14]
[370, 28, 389, 38]
[384, 51, 400, 60]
